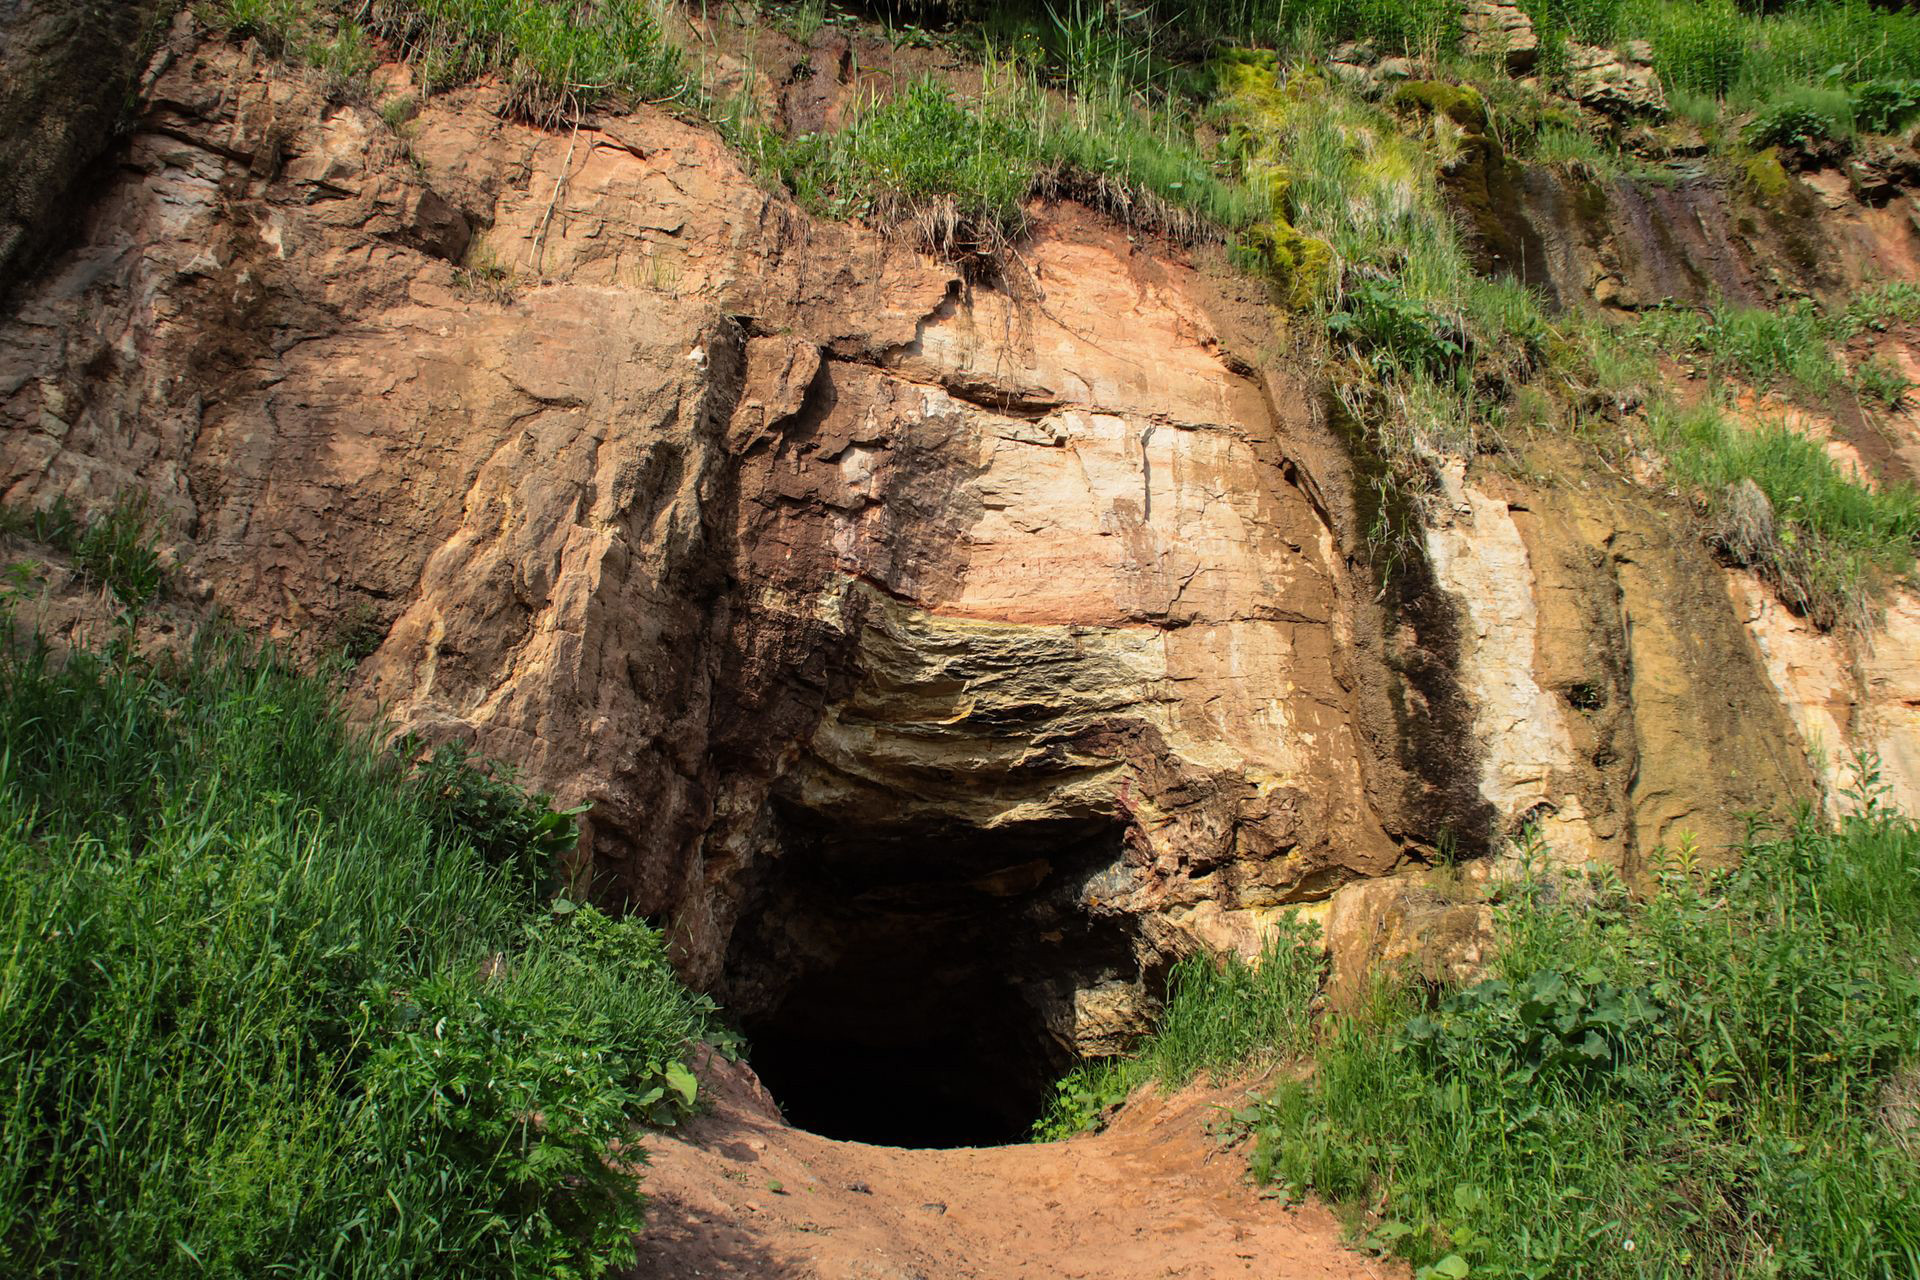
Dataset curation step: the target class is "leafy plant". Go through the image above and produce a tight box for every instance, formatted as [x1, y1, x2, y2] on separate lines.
[1328, 279, 1469, 381]
[408, 737, 584, 900]
[1744, 93, 1851, 149]
[1851, 78, 1920, 134]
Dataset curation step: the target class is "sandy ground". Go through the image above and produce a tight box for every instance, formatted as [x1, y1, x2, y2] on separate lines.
[623, 1053, 1405, 1280]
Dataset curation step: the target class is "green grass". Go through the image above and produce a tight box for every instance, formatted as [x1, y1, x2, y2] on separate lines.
[1032, 916, 1322, 1141]
[1644, 397, 1920, 628]
[1837, 281, 1920, 337]
[1629, 286, 1920, 413]
[1, 492, 169, 609]
[1249, 793, 1920, 1280]
[1634, 300, 1843, 398]
[0, 616, 723, 1276]
[212, 0, 691, 122]
[742, 64, 1252, 262]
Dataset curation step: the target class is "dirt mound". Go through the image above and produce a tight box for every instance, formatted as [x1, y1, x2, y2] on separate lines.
[624, 1054, 1401, 1280]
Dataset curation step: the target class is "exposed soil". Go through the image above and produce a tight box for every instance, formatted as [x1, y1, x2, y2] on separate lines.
[624, 1053, 1404, 1280]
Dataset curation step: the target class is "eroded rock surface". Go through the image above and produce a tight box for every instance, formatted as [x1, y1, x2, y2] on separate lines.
[0, 22, 1874, 1049]
[0, 33, 1427, 1046]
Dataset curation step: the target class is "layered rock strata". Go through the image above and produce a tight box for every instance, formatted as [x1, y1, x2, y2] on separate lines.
[1, 20, 1893, 1041]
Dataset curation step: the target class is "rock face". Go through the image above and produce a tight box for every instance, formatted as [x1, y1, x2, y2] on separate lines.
[0, 20, 1883, 1061]
[1460, 0, 1538, 75]
[0, 31, 1432, 1053]
[0, 0, 177, 293]
[1566, 40, 1667, 119]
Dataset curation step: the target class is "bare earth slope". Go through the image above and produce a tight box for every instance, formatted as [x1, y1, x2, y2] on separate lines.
[626, 1056, 1399, 1280]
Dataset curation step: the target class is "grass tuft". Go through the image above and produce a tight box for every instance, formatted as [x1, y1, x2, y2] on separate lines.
[1032, 916, 1322, 1141]
[1, 492, 169, 609]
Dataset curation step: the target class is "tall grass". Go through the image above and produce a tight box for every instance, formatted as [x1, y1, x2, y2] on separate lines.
[745, 66, 1252, 263]
[1251, 791, 1920, 1279]
[1622, 0, 1920, 109]
[1032, 917, 1323, 1140]
[1111, 0, 1463, 58]
[0, 622, 721, 1277]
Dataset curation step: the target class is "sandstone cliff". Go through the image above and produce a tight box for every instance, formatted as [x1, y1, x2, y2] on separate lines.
[3, 14, 1916, 1059]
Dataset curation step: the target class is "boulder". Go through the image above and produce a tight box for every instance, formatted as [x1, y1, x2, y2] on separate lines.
[1567, 40, 1668, 119]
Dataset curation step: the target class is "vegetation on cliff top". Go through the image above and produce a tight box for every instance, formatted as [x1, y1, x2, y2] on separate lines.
[0, 583, 722, 1275]
[206, 0, 1920, 617]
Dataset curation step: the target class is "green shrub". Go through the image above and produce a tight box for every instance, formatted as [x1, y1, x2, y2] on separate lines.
[1250, 794, 1920, 1279]
[410, 737, 582, 900]
[1744, 89, 1853, 149]
[1851, 79, 1920, 134]
[0, 628, 722, 1277]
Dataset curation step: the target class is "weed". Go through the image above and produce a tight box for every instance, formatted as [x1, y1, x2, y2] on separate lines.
[1854, 357, 1914, 411]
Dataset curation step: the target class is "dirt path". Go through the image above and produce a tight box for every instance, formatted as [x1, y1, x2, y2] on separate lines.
[624, 1055, 1404, 1280]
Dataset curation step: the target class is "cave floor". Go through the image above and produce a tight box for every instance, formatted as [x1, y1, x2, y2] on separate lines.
[622, 1053, 1403, 1280]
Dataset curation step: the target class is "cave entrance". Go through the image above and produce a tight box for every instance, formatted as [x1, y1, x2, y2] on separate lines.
[725, 812, 1139, 1148]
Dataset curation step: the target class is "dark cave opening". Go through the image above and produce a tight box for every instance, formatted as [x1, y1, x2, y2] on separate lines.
[726, 812, 1139, 1148]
